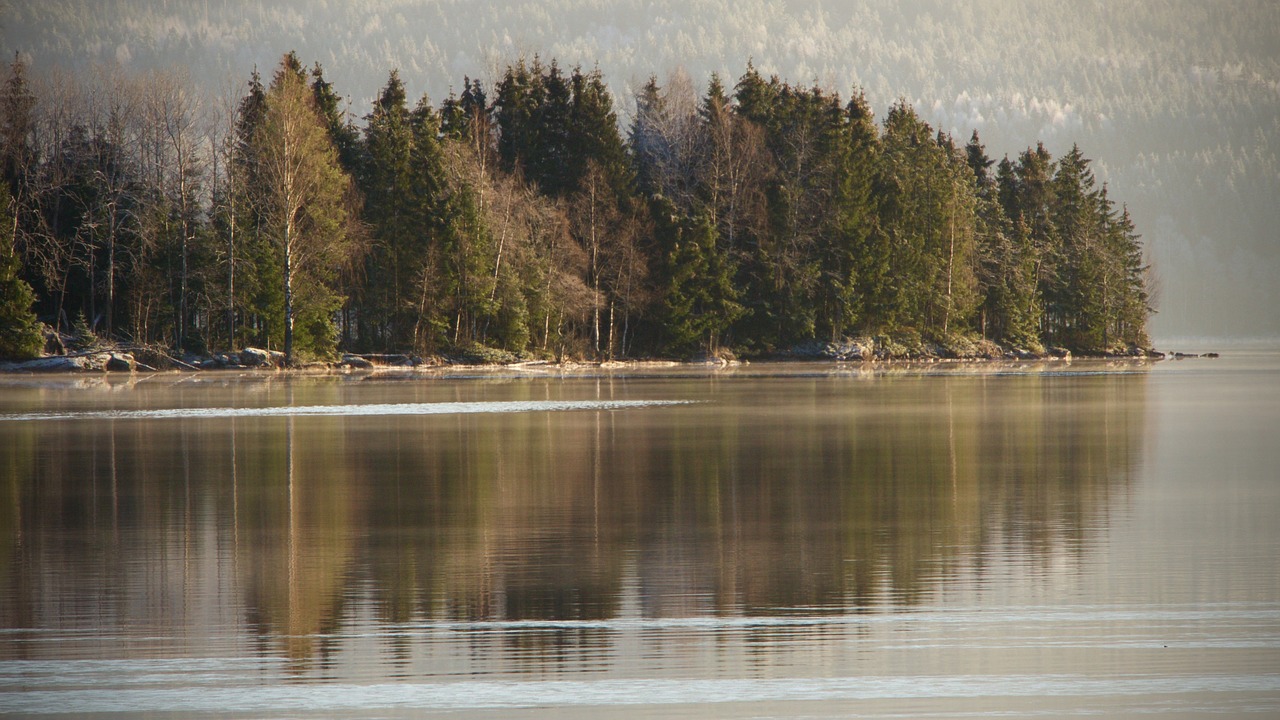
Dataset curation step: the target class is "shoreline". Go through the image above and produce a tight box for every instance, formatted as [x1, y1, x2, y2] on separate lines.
[0, 346, 1206, 378]
[4, 325, 1196, 376]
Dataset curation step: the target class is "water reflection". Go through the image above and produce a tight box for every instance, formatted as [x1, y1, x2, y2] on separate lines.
[0, 369, 1148, 671]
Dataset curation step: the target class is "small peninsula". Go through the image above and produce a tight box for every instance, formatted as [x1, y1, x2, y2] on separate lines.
[1, 53, 1152, 370]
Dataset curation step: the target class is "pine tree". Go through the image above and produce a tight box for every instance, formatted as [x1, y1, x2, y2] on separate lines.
[878, 102, 960, 334]
[228, 68, 278, 348]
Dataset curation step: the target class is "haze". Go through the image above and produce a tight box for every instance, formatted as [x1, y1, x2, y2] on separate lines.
[4, 0, 1276, 342]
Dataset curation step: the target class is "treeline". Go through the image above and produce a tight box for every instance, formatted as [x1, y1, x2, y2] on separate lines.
[0, 52, 1150, 362]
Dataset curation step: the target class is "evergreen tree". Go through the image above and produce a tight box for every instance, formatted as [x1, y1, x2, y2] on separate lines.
[1051, 143, 1101, 347]
[567, 66, 632, 196]
[629, 76, 667, 198]
[310, 62, 363, 177]
[971, 134, 1040, 348]
[530, 60, 572, 195]
[360, 70, 417, 348]
[815, 91, 879, 340]
[493, 58, 546, 181]
[877, 101, 980, 336]
[1, 53, 36, 199]
[229, 68, 279, 348]
[661, 208, 742, 355]
[398, 94, 452, 351]
[1111, 204, 1151, 348]
[0, 184, 42, 359]
[1010, 143, 1060, 339]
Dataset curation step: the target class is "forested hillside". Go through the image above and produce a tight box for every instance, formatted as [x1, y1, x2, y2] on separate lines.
[2, 0, 1274, 341]
[1, 51, 1148, 362]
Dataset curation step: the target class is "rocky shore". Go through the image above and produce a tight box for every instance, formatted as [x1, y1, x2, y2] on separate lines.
[774, 336, 1168, 363]
[0, 330, 1188, 375]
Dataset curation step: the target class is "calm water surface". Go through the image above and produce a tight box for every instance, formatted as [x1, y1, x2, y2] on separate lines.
[1, 355, 1278, 718]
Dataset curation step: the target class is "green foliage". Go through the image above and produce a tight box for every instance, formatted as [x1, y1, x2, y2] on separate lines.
[0, 185, 42, 359]
[253, 53, 361, 362]
[359, 70, 419, 349]
[876, 103, 980, 336]
[661, 210, 743, 355]
[2, 54, 1152, 362]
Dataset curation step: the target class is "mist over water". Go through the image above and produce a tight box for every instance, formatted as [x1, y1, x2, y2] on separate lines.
[2, 358, 1278, 716]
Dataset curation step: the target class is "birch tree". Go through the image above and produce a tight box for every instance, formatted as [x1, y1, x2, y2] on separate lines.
[254, 54, 358, 363]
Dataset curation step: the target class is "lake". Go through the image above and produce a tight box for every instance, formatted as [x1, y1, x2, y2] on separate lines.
[2, 354, 1278, 718]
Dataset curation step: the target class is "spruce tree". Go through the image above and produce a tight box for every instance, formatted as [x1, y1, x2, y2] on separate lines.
[0, 184, 42, 359]
[972, 135, 1040, 348]
[361, 70, 417, 348]
[816, 91, 879, 341]
[662, 212, 742, 355]
[405, 94, 453, 351]
[629, 76, 667, 198]
[310, 62, 363, 177]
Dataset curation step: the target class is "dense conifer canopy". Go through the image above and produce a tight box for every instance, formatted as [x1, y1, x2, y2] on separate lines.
[0, 53, 1151, 360]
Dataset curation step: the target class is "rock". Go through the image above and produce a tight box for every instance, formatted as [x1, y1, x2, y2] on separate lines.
[831, 338, 873, 361]
[1202, 352, 1220, 358]
[1047, 347, 1072, 360]
[240, 347, 286, 368]
[920, 341, 947, 359]
[13, 356, 85, 372]
[106, 353, 135, 372]
[239, 347, 268, 366]
[8, 353, 113, 372]
[340, 354, 374, 369]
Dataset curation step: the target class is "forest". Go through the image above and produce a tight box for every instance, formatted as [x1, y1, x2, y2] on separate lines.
[0, 52, 1150, 363]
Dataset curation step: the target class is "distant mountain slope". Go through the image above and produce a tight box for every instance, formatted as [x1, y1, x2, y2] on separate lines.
[4, 0, 1277, 339]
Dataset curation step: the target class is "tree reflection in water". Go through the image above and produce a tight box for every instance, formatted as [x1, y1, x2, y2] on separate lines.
[0, 368, 1148, 672]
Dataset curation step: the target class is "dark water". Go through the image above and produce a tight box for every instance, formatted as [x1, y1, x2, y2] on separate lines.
[1, 356, 1278, 718]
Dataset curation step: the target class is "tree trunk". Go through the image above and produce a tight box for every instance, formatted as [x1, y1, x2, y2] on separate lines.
[283, 217, 294, 365]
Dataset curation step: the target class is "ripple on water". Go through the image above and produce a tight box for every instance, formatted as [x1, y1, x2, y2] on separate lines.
[0, 399, 694, 422]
